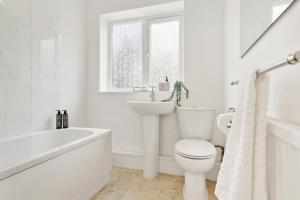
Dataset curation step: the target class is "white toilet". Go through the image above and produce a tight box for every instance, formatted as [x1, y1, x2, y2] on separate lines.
[174, 106, 217, 200]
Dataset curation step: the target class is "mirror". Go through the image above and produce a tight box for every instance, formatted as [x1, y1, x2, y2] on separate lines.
[240, 0, 295, 57]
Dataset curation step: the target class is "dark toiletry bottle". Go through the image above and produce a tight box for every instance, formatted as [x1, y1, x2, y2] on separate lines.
[165, 76, 170, 91]
[62, 110, 69, 129]
[56, 110, 63, 129]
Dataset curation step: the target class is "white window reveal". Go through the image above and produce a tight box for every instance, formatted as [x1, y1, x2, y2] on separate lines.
[107, 15, 183, 91]
[99, 2, 184, 92]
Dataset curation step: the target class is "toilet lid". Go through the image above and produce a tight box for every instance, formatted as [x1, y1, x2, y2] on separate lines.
[175, 139, 217, 159]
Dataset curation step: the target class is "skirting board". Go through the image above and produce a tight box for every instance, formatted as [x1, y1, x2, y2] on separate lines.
[112, 151, 220, 181]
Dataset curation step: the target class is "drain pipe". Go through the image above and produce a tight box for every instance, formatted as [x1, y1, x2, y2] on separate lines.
[215, 145, 225, 162]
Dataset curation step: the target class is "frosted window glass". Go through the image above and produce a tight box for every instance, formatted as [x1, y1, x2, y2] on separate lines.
[111, 22, 143, 88]
[149, 21, 180, 86]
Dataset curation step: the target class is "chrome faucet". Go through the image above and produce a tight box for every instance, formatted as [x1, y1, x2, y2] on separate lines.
[149, 86, 155, 102]
[133, 85, 156, 102]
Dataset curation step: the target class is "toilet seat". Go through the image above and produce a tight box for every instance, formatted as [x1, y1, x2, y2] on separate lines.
[175, 139, 217, 160]
[176, 151, 216, 160]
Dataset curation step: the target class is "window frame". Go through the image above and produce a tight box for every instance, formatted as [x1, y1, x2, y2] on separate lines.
[107, 13, 184, 92]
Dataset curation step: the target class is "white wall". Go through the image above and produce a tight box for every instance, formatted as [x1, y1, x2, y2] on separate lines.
[184, 0, 225, 146]
[61, 0, 87, 127]
[86, 0, 225, 156]
[225, 0, 300, 195]
[0, 0, 32, 139]
[224, 0, 300, 126]
[31, 0, 87, 132]
[0, 0, 87, 139]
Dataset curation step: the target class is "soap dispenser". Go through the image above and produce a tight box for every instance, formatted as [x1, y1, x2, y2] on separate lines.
[164, 76, 170, 91]
[62, 110, 69, 129]
[56, 110, 62, 129]
[158, 76, 171, 91]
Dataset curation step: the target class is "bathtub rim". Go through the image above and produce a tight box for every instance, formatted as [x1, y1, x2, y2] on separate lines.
[0, 127, 111, 181]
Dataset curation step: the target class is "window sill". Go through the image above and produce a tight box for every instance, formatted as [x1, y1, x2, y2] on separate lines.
[98, 90, 133, 94]
[98, 90, 172, 94]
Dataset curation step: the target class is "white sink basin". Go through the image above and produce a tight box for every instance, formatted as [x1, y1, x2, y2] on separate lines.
[217, 113, 235, 139]
[128, 101, 175, 115]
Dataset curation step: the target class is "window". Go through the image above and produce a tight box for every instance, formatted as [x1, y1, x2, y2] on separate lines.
[107, 15, 183, 91]
[111, 21, 144, 88]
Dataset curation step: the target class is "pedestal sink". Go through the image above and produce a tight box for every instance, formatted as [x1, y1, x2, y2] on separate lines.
[128, 101, 175, 178]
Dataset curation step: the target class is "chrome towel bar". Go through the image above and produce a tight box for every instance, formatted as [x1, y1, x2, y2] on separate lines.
[257, 51, 300, 76]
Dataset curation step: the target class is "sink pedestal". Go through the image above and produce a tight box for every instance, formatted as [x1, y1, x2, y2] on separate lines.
[128, 101, 175, 179]
[142, 115, 159, 179]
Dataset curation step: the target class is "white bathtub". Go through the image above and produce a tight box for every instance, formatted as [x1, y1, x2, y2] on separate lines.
[0, 128, 112, 200]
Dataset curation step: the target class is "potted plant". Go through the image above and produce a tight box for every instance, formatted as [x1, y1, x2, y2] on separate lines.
[162, 81, 189, 106]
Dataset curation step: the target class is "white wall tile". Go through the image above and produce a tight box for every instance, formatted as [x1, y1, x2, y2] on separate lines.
[0, 0, 87, 139]
[0, 0, 32, 139]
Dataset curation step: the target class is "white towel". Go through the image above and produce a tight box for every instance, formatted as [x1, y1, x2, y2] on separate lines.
[215, 71, 269, 200]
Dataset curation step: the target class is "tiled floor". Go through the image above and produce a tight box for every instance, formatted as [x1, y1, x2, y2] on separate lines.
[92, 167, 217, 200]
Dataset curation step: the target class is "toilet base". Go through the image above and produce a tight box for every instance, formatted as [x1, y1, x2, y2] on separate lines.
[183, 173, 208, 200]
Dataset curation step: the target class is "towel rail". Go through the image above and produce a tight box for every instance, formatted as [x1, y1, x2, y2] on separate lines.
[257, 51, 300, 76]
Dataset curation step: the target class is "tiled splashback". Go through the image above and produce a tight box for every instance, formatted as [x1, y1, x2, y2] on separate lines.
[0, 0, 62, 140]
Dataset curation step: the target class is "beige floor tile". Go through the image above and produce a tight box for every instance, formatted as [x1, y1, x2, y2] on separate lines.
[92, 167, 217, 200]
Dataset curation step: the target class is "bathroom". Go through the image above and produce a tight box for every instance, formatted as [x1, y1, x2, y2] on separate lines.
[0, 0, 300, 199]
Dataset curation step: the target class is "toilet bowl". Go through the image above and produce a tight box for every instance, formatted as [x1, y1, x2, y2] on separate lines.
[175, 139, 217, 200]
[174, 106, 217, 200]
